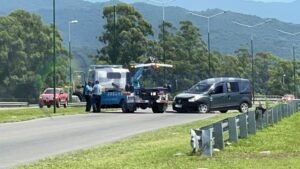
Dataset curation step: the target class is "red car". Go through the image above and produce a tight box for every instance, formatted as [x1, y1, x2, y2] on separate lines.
[39, 88, 68, 108]
[282, 94, 295, 102]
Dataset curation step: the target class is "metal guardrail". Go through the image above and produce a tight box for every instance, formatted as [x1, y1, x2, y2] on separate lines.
[0, 102, 29, 107]
[0, 102, 85, 108]
[190, 100, 299, 156]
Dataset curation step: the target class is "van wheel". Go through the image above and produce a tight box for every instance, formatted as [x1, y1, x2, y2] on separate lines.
[239, 102, 249, 113]
[220, 110, 228, 113]
[63, 101, 68, 108]
[198, 103, 208, 113]
[56, 100, 61, 108]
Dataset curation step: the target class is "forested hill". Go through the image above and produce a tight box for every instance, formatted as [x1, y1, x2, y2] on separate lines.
[1, 0, 300, 59]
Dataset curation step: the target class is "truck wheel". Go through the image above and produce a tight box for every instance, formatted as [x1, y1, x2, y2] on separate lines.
[152, 103, 167, 113]
[47, 105, 51, 108]
[39, 103, 43, 108]
[140, 105, 147, 109]
[121, 100, 128, 113]
[121, 100, 134, 113]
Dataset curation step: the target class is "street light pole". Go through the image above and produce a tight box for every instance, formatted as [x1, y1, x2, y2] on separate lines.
[147, 0, 175, 84]
[293, 45, 296, 97]
[276, 29, 300, 98]
[251, 34, 254, 98]
[68, 20, 78, 102]
[188, 11, 226, 77]
[53, 0, 56, 114]
[282, 74, 286, 87]
[232, 19, 271, 104]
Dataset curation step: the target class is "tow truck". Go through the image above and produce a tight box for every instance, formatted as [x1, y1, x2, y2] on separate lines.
[85, 60, 173, 113]
[122, 62, 173, 113]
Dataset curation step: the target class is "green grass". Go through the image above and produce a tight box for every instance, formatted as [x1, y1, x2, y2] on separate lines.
[16, 112, 300, 169]
[0, 107, 87, 123]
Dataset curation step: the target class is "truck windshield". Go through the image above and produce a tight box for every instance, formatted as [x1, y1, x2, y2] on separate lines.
[187, 83, 212, 94]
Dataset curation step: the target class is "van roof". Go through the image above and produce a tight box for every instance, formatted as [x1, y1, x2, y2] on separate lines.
[200, 77, 249, 84]
[89, 65, 123, 69]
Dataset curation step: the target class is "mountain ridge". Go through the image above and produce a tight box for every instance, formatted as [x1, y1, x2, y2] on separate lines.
[1, 0, 300, 69]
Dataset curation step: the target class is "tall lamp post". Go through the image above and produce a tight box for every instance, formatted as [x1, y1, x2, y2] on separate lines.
[68, 20, 78, 102]
[147, 0, 175, 83]
[188, 11, 226, 77]
[276, 29, 300, 98]
[232, 19, 271, 103]
[53, 0, 56, 113]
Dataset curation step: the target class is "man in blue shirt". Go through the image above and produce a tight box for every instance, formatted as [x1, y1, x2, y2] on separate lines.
[92, 80, 102, 112]
[84, 81, 93, 112]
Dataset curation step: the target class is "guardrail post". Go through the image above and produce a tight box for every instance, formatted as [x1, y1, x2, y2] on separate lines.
[278, 105, 282, 121]
[273, 108, 278, 124]
[262, 109, 268, 127]
[281, 104, 285, 118]
[239, 113, 248, 138]
[288, 104, 291, 116]
[228, 117, 238, 142]
[213, 122, 224, 150]
[284, 104, 287, 118]
[269, 109, 274, 125]
[202, 128, 213, 157]
[248, 111, 256, 134]
[256, 110, 263, 130]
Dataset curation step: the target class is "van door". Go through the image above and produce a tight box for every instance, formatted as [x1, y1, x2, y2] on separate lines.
[210, 83, 226, 109]
[226, 81, 240, 107]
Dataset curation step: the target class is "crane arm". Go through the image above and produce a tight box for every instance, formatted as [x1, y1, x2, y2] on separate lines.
[131, 67, 144, 89]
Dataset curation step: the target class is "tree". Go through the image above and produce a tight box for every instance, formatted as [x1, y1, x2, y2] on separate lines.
[98, 3, 153, 66]
[172, 20, 208, 90]
[0, 10, 68, 100]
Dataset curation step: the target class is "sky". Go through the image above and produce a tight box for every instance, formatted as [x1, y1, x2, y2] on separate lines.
[87, 0, 295, 2]
[84, 0, 299, 24]
[252, 0, 294, 2]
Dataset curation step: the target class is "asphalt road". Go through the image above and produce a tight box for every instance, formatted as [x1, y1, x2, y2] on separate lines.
[0, 108, 217, 169]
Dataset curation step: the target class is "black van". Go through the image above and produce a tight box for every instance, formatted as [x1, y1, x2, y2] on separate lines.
[172, 77, 252, 113]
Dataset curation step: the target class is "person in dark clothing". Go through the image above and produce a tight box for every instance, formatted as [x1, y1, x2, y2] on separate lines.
[84, 81, 93, 112]
[255, 102, 267, 120]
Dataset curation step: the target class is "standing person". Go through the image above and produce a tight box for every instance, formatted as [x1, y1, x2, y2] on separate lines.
[92, 80, 102, 112]
[84, 81, 93, 112]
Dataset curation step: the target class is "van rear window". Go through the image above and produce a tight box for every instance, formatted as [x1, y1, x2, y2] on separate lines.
[107, 72, 121, 79]
[227, 82, 239, 92]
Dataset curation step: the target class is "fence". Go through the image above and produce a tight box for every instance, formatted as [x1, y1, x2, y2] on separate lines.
[190, 100, 300, 156]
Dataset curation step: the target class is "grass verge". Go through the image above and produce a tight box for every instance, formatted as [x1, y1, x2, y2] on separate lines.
[0, 107, 87, 123]
[16, 112, 300, 169]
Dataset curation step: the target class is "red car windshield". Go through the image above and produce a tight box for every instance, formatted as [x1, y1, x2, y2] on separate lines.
[44, 89, 60, 94]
